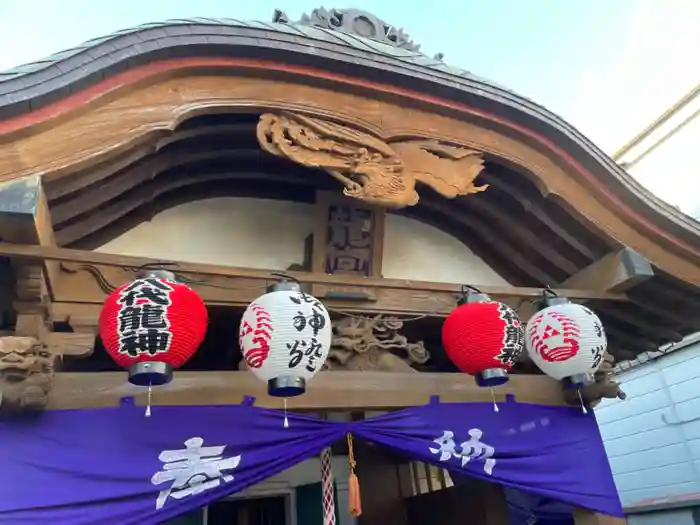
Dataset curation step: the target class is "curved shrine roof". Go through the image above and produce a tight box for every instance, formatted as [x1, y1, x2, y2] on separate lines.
[0, 9, 697, 242]
[2, 9, 700, 360]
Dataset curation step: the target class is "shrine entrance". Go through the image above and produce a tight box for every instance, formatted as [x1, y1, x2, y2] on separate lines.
[161, 455, 347, 525]
[165, 496, 287, 525]
[208, 496, 287, 525]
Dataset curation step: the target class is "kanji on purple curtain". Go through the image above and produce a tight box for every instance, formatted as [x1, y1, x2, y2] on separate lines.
[0, 399, 622, 524]
[0, 404, 345, 525]
[352, 400, 623, 517]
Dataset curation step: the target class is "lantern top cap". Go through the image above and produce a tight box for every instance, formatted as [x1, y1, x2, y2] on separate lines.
[134, 264, 178, 282]
[457, 285, 491, 305]
[539, 286, 570, 308]
[267, 272, 301, 293]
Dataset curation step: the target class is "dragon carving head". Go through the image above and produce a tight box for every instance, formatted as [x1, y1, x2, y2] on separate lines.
[340, 152, 419, 208]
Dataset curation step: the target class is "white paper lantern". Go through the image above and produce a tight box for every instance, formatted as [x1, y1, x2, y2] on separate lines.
[525, 302, 607, 387]
[239, 288, 332, 397]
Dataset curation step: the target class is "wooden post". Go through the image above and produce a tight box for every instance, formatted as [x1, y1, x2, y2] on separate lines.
[0, 175, 95, 413]
[573, 507, 627, 524]
[0, 175, 58, 336]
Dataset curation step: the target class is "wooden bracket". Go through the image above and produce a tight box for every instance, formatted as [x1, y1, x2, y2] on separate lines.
[518, 247, 653, 323]
[0, 175, 62, 340]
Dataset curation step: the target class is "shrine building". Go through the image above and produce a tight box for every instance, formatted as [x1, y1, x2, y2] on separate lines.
[1, 8, 700, 525]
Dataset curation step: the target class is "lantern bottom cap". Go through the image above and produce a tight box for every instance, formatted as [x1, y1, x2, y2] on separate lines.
[476, 368, 509, 387]
[562, 373, 595, 390]
[268, 376, 306, 397]
[128, 362, 173, 386]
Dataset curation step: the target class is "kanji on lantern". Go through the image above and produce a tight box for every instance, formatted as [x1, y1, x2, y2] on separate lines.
[239, 282, 332, 398]
[99, 275, 208, 382]
[442, 291, 524, 388]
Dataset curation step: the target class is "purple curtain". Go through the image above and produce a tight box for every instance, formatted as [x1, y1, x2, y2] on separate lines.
[0, 404, 345, 525]
[0, 400, 622, 524]
[353, 401, 622, 518]
[503, 486, 575, 525]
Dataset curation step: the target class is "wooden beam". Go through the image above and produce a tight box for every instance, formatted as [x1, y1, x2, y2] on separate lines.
[47, 371, 568, 410]
[0, 242, 629, 303]
[43, 332, 95, 357]
[562, 247, 653, 293]
[518, 247, 653, 323]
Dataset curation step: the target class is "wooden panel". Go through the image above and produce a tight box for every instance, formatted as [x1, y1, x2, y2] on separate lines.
[312, 190, 385, 277]
[46, 371, 568, 410]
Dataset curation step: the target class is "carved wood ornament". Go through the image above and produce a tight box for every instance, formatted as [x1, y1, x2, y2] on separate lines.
[0, 336, 55, 412]
[257, 112, 488, 208]
[564, 351, 626, 408]
[239, 314, 428, 373]
[326, 315, 428, 371]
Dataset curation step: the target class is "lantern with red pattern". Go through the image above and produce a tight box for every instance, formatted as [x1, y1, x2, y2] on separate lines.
[99, 268, 208, 414]
[442, 286, 525, 397]
[525, 289, 607, 413]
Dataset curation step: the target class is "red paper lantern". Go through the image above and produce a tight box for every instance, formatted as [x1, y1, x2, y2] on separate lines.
[99, 270, 208, 386]
[442, 289, 524, 387]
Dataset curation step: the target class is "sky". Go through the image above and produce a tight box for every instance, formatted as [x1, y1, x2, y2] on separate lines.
[0, 0, 698, 211]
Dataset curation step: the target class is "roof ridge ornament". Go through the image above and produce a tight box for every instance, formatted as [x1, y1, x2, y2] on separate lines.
[272, 7, 421, 52]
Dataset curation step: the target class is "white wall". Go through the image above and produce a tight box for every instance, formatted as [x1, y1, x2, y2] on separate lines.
[97, 197, 509, 285]
[382, 214, 508, 285]
[597, 342, 700, 507]
[98, 198, 314, 271]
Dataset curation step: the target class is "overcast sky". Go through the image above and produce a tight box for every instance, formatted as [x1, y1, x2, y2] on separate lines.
[0, 0, 697, 211]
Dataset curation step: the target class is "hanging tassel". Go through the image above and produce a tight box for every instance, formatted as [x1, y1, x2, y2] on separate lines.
[145, 383, 153, 418]
[577, 390, 588, 414]
[283, 398, 289, 428]
[489, 387, 500, 413]
[347, 434, 362, 517]
[320, 447, 337, 525]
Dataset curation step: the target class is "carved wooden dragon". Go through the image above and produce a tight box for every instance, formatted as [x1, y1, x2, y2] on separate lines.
[564, 351, 627, 408]
[237, 315, 428, 372]
[256, 112, 488, 208]
[325, 315, 429, 372]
